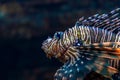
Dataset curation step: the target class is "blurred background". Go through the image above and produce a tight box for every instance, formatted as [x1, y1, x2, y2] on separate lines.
[1, 0, 119, 80]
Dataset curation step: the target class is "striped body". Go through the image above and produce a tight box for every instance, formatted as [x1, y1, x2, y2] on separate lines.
[53, 26, 120, 80]
[42, 8, 120, 80]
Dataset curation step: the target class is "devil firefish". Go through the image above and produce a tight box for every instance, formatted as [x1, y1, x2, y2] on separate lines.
[42, 8, 120, 80]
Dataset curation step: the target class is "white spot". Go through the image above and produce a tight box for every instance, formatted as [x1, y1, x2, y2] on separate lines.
[77, 43, 80, 46]
[77, 58, 80, 61]
[68, 64, 71, 67]
[69, 74, 73, 78]
[82, 55, 84, 58]
[86, 57, 91, 60]
[81, 61, 84, 64]
[63, 65, 66, 68]
[59, 73, 62, 77]
[62, 69, 65, 71]
[75, 64, 78, 67]
[64, 71, 68, 73]
[54, 73, 58, 76]
[77, 68, 80, 72]
[69, 70, 73, 72]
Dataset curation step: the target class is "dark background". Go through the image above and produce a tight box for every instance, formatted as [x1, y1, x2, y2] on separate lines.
[0, 0, 119, 80]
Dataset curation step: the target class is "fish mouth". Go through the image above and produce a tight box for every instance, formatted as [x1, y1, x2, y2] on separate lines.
[41, 45, 52, 58]
[41, 36, 68, 62]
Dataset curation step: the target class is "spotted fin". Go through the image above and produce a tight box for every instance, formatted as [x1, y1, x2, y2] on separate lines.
[75, 42, 120, 78]
[85, 60, 118, 78]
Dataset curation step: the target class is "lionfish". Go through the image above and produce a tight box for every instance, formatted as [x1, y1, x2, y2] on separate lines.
[42, 8, 120, 80]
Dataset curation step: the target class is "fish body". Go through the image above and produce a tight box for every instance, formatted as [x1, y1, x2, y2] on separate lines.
[42, 8, 120, 80]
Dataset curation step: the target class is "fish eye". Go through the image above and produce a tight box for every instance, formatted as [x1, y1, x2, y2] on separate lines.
[54, 32, 63, 39]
